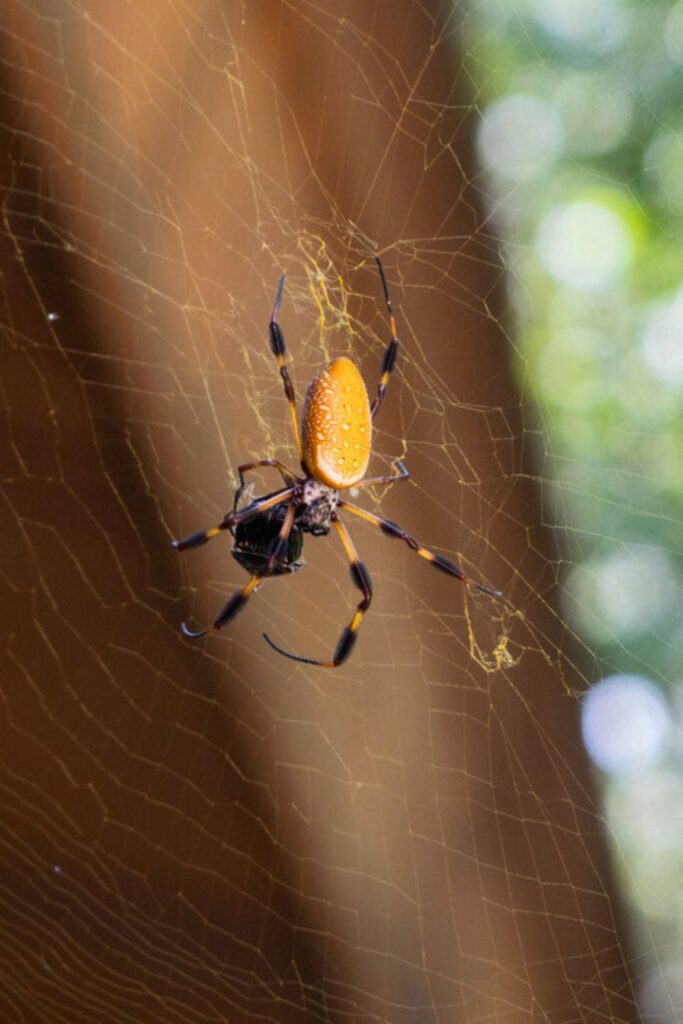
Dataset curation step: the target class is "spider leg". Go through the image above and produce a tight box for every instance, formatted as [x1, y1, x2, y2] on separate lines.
[234, 459, 302, 513]
[181, 573, 262, 639]
[262, 498, 298, 576]
[269, 274, 304, 462]
[263, 512, 372, 667]
[370, 256, 400, 419]
[172, 485, 296, 552]
[352, 459, 409, 490]
[338, 499, 502, 598]
[237, 458, 301, 489]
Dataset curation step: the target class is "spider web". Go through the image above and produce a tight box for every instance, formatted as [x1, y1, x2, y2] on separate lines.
[0, 2, 667, 1021]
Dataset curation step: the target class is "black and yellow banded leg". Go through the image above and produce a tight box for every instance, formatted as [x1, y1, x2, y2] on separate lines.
[237, 458, 301, 489]
[269, 274, 304, 461]
[172, 485, 296, 552]
[262, 499, 298, 576]
[263, 512, 372, 667]
[181, 573, 262, 639]
[338, 500, 502, 598]
[351, 459, 409, 490]
[370, 256, 400, 420]
[234, 458, 302, 513]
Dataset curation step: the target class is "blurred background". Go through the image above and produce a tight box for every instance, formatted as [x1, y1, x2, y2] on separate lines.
[1, 1, 680, 1021]
[469, 0, 683, 1015]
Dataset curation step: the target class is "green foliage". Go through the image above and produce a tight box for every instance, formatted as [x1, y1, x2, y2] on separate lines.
[469, 0, 683, 683]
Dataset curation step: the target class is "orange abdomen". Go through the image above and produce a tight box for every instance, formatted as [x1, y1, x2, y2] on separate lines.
[302, 357, 372, 488]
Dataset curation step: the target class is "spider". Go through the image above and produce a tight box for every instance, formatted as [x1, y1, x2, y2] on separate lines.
[172, 258, 501, 667]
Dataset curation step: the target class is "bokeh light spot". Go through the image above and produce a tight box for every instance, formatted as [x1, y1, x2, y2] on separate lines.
[529, 0, 627, 49]
[477, 93, 564, 181]
[535, 200, 632, 290]
[638, 961, 683, 1024]
[582, 674, 672, 776]
[567, 547, 677, 642]
[641, 286, 683, 388]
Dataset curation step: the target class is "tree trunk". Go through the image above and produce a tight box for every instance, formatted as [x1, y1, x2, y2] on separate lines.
[0, 2, 638, 1021]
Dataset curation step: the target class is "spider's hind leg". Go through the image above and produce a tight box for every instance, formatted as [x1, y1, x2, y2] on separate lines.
[181, 499, 301, 640]
[181, 573, 262, 638]
[263, 512, 372, 668]
[338, 499, 502, 598]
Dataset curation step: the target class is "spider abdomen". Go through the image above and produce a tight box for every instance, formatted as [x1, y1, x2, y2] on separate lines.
[301, 356, 372, 489]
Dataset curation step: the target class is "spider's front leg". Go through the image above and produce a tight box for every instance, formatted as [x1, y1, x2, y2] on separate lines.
[269, 275, 304, 462]
[370, 256, 400, 420]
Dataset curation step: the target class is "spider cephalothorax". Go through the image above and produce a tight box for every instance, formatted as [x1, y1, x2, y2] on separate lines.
[298, 479, 339, 536]
[173, 257, 501, 667]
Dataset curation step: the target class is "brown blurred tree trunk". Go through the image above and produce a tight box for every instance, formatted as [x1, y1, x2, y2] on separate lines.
[0, 2, 638, 1022]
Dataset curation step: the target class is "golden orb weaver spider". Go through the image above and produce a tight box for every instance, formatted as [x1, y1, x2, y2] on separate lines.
[172, 258, 502, 667]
